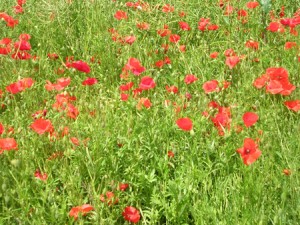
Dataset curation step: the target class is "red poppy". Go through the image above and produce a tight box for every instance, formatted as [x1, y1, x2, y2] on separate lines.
[166, 85, 178, 94]
[225, 56, 240, 69]
[45, 77, 71, 91]
[82, 77, 98, 86]
[245, 40, 259, 50]
[157, 27, 172, 37]
[284, 42, 297, 50]
[184, 74, 198, 84]
[67, 60, 90, 73]
[237, 138, 261, 165]
[30, 118, 54, 135]
[124, 58, 145, 76]
[100, 191, 119, 205]
[169, 34, 180, 43]
[120, 82, 134, 91]
[179, 45, 186, 52]
[176, 118, 193, 131]
[267, 22, 280, 32]
[284, 100, 300, 112]
[207, 24, 219, 30]
[47, 53, 59, 59]
[0, 12, 19, 27]
[6, 78, 34, 94]
[162, 4, 174, 13]
[255, 67, 296, 96]
[136, 22, 150, 30]
[155, 60, 164, 68]
[14, 40, 31, 51]
[122, 206, 141, 224]
[114, 10, 127, 20]
[34, 170, 48, 181]
[202, 80, 219, 93]
[246, 1, 259, 9]
[69, 204, 94, 220]
[124, 35, 136, 45]
[198, 18, 210, 31]
[168, 150, 175, 158]
[139, 76, 156, 90]
[283, 169, 291, 176]
[0, 138, 18, 154]
[0, 123, 4, 135]
[119, 183, 129, 191]
[66, 104, 79, 119]
[17, 0, 26, 6]
[178, 21, 191, 31]
[0, 38, 12, 55]
[243, 112, 259, 127]
[11, 51, 31, 60]
[210, 52, 219, 59]
[137, 98, 152, 110]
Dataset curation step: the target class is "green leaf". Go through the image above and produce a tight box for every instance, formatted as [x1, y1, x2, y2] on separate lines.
[258, 0, 272, 14]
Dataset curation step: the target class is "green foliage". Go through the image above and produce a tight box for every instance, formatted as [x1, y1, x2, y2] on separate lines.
[1, 0, 300, 224]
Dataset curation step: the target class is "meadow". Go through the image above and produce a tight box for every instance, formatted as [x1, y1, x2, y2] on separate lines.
[0, 0, 300, 224]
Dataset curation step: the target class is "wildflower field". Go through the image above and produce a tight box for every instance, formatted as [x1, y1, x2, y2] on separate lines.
[0, 0, 300, 224]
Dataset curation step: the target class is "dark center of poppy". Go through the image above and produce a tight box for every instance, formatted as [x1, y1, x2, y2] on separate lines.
[245, 149, 251, 154]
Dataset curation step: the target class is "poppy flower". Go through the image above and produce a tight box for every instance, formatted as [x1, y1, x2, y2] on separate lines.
[100, 191, 119, 205]
[237, 138, 261, 165]
[122, 206, 141, 224]
[45, 77, 71, 91]
[0, 138, 18, 154]
[67, 60, 90, 73]
[168, 150, 175, 158]
[284, 100, 300, 112]
[120, 93, 129, 101]
[267, 22, 280, 32]
[176, 118, 193, 131]
[114, 10, 127, 20]
[30, 118, 54, 135]
[243, 112, 259, 127]
[155, 60, 164, 68]
[210, 52, 219, 59]
[34, 169, 48, 181]
[69, 204, 94, 220]
[169, 34, 180, 43]
[14, 40, 31, 51]
[125, 58, 145, 76]
[82, 77, 98, 86]
[0, 123, 4, 135]
[124, 35, 136, 45]
[11, 51, 31, 60]
[207, 24, 219, 30]
[245, 40, 259, 50]
[202, 80, 219, 93]
[136, 98, 152, 110]
[157, 26, 171, 37]
[178, 21, 191, 31]
[17, 0, 26, 6]
[166, 85, 178, 94]
[198, 18, 210, 31]
[225, 56, 240, 69]
[284, 42, 297, 50]
[119, 183, 129, 191]
[14, 5, 23, 14]
[136, 22, 150, 30]
[139, 76, 156, 90]
[6, 78, 34, 94]
[119, 82, 134, 91]
[162, 4, 174, 13]
[283, 169, 291, 176]
[246, 1, 259, 9]
[184, 74, 198, 84]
